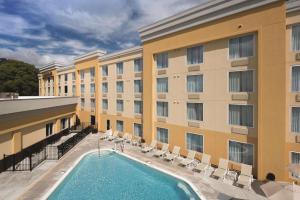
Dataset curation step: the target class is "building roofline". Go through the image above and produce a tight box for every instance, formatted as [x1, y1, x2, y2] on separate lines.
[74, 49, 106, 63]
[39, 62, 63, 73]
[138, 0, 280, 43]
[99, 46, 142, 62]
[286, 0, 300, 13]
[57, 65, 75, 72]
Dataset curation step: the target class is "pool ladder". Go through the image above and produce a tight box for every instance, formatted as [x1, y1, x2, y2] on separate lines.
[98, 138, 101, 157]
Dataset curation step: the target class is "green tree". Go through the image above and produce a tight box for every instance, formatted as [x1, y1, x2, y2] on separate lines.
[0, 59, 38, 96]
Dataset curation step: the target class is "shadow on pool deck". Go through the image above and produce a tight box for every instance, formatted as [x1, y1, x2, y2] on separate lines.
[0, 133, 267, 200]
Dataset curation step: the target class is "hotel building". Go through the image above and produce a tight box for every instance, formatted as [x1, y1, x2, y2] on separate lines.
[29, 0, 299, 182]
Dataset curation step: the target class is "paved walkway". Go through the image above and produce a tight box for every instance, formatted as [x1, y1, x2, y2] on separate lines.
[0, 134, 267, 200]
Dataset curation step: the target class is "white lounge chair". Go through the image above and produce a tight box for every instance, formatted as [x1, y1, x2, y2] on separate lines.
[99, 129, 112, 140]
[108, 131, 119, 141]
[236, 164, 253, 189]
[131, 135, 141, 146]
[179, 150, 196, 167]
[141, 140, 157, 153]
[212, 158, 229, 181]
[164, 146, 181, 162]
[153, 143, 169, 157]
[194, 153, 211, 173]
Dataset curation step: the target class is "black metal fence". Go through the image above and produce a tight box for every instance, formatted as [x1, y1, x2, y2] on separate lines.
[0, 124, 93, 173]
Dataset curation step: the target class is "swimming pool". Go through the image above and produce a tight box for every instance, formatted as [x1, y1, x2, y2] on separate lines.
[47, 150, 201, 200]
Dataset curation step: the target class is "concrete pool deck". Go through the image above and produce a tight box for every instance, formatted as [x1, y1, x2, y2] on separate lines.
[0, 133, 267, 200]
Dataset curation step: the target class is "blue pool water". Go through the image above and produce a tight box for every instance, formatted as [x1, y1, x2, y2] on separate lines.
[48, 151, 200, 200]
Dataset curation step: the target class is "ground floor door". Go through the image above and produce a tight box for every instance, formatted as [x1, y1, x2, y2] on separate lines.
[106, 120, 110, 130]
[91, 115, 95, 125]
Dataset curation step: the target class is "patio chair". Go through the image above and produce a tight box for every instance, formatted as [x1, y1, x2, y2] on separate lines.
[236, 164, 253, 189]
[164, 146, 181, 162]
[194, 153, 211, 173]
[131, 135, 141, 146]
[153, 143, 169, 157]
[141, 140, 157, 153]
[179, 150, 196, 167]
[99, 129, 112, 140]
[108, 131, 119, 141]
[212, 158, 229, 181]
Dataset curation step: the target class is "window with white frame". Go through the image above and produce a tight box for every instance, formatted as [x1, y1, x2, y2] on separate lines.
[292, 25, 300, 52]
[187, 75, 203, 93]
[46, 123, 53, 137]
[186, 133, 203, 153]
[134, 58, 143, 72]
[90, 68, 95, 79]
[64, 85, 68, 94]
[292, 66, 300, 92]
[116, 81, 124, 93]
[157, 77, 168, 93]
[229, 34, 254, 59]
[58, 75, 61, 83]
[229, 104, 253, 127]
[134, 100, 143, 114]
[90, 83, 95, 94]
[134, 123, 143, 137]
[102, 99, 108, 110]
[117, 100, 124, 112]
[292, 107, 300, 133]
[60, 118, 68, 130]
[134, 80, 143, 93]
[157, 128, 168, 143]
[102, 82, 108, 93]
[102, 65, 108, 76]
[187, 45, 204, 65]
[157, 101, 168, 117]
[187, 103, 203, 121]
[72, 72, 76, 80]
[156, 52, 168, 69]
[229, 140, 254, 165]
[116, 120, 124, 132]
[64, 74, 68, 82]
[116, 62, 123, 75]
[229, 70, 253, 92]
[59, 86, 61, 95]
[291, 152, 300, 178]
[91, 99, 95, 109]
[72, 85, 76, 95]
[80, 84, 85, 94]
[80, 71, 84, 80]
[81, 98, 85, 108]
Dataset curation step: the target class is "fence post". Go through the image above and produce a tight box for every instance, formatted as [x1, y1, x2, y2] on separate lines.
[29, 154, 32, 171]
[12, 154, 15, 171]
[3, 154, 5, 172]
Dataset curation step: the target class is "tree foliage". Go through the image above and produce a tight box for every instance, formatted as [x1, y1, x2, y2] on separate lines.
[0, 59, 39, 96]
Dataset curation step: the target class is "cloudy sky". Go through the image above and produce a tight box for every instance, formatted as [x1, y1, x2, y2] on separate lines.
[0, 0, 207, 67]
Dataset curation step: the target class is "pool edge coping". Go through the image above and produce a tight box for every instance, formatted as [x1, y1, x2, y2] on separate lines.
[41, 149, 207, 200]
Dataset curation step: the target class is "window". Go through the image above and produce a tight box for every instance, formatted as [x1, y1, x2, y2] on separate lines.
[90, 83, 95, 94]
[157, 101, 168, 117]
[292, 25, 300, 52]
[134, 123, 143, 137]
[156, 52, 168, 69]
[187, 75, 203, 92]
[102, 99, 108, 110]
[116, 62, 123, 75]
[46, 123, 53, 137]
[292, 107, 300, 133]
[117, 100, 124, 112]
[91, 99, 95, 108]
[229, 140, 254, 165]
[80, 71, 84, 80]
[59, 86, 61, 95]
[229, 70, 253, 92]
[72, 72, 76, 80]
[291, 152, 300, 178]
[186, 133, 203, 153]
[64, 74, 68, 82]
[64, 85, 68, 94]
[81, 98, 85, 108]
[90, 68, 95, 78]
[72, 85, 76, 95]
[229, 105, 253, 127]
[48, 87, 50, 94]
[292, 66, 300, 92]
[80, 84, 85, 93]
[187, 103, 203, 121]
[157, 78, 168, 93]
[102, 82, 108, 93]
[134, 58, 143, 72]
[187, 45, 204, 64]
[60, 118, 68, 130]
[157, 128, 168, 143]
[229, 34, 254, 59]
[134, 101, 143, 114]
[58, 75, 61, 83]
[116, 81, 124, 93]
[116, 120, 124, 132]
[102, 65, 108, 76]
[134, 80, 143, 93]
